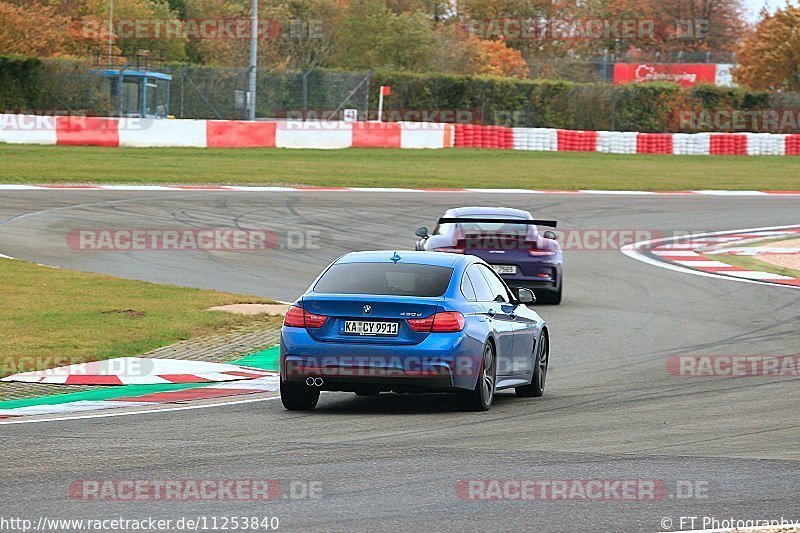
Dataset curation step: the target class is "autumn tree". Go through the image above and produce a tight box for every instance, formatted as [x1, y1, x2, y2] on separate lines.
[0, 1, 73, 56]
[734, 5, 800, 91]
[580, 0, 746, 57]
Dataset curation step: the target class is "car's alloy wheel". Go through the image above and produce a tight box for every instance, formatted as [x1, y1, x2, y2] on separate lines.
[281, 381, 320, 410]
[515, 333, 548, 397]
[457, 342, 496, 411]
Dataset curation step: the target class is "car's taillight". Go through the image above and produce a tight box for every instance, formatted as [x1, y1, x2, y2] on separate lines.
[432, 312, 465, 332]
[529, 250, 556, 256]
[433, 247, 465, 254]
[283, 305, 305, 327]
[283, 305, 328, 328]
[304, 311, 328, 328]
[407, 312, 465, 333]
[407, 316, 433, 332]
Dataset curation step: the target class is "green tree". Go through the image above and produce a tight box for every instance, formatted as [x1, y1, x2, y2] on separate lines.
[332, 0, 438, 71]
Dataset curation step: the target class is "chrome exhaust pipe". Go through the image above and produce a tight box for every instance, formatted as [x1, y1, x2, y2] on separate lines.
[306, 377, 324, 387]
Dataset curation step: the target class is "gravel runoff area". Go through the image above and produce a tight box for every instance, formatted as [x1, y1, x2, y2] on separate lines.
[757, 237, 800, 271]
[0, 327, 280, 401]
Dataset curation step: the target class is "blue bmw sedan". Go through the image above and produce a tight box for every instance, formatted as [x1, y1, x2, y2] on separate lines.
[280, 251, 550, 412]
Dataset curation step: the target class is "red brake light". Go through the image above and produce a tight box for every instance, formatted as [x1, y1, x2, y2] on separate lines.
[433, 247, 465, 254]
[283, 305, 328, 328]
[529, 250, 556, 256]
[407, 316, 434, 332]
[432, 311, 465, 332]
[304, 311, 328, 328]
[283, 305, 305, 327]
[407, 312, 465, 333]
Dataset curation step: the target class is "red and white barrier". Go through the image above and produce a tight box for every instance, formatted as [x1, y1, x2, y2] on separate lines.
[0, 114, 57, 145]
[672, 133, 710, 155]
[746, 133, 785, 156]
[636, 133, 674, 154]
[352, 122, 401, 148]
[557, 129, 598, 152]
[597, 131, 638, 154]
[275, 120, 353, 149]
[0, 114, 799, 155]
[512, 128, 558, 151]
[119, 118, 207, 148]
[400, 122, 453, 149]
[57, 116, 119, 147]
[206, 120, 276, 148]
[454, 124, 514, 149]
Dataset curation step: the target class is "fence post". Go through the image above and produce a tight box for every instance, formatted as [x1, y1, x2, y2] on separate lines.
[302, 70, 310, 114]
[179, 69, 185, 118]
[364, 72, 371, 121]
[611, 87, 617, 131]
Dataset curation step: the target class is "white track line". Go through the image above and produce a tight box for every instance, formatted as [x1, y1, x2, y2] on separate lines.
[621, 224, 800, 290]
[1, 185, 800, 195]
[0, 395, 282, 425]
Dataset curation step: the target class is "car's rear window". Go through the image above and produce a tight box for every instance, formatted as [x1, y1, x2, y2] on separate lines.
[313, 262, 453, 297]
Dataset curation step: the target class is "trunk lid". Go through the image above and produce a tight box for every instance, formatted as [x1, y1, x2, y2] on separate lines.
[301, 294, 442, 345]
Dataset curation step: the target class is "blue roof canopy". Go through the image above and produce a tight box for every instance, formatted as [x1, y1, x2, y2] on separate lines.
[91, 69, 172, 81]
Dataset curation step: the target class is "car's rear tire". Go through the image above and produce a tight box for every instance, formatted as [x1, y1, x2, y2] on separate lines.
[280, 381, 320, 410]
[537, 283, 562, 305]
[456, 342, 496, 412]
[516, 333, 548, 397]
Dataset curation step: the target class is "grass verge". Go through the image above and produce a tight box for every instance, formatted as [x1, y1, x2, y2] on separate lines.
[1, 144, 799, 190]
[0, 258, 281, 377]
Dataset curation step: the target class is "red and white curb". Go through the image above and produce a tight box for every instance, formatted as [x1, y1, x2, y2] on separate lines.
[622, 225, 800, 289]
[2, 184, 800, 196]
[1, 357, 274, 385]
[0, 375, 280, 420]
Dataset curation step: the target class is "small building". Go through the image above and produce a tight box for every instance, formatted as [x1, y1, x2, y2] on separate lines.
[92, 69, 172, 118]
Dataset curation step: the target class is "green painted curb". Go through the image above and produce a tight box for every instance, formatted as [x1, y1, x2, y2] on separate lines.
[230, 345, 279, 371]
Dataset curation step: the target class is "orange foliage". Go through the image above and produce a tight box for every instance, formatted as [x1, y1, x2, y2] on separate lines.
[475, 38, 529, 78]
[0, 1, 73, 56]
[735, 5, 800, 91]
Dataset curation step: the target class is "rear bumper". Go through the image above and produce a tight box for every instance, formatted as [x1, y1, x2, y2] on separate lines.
[484, 255, 562, 292]
[503, 278, 559, 292]
[280, 328, 484, 392]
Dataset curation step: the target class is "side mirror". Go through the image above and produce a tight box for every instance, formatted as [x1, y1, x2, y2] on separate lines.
[516, 288, 536, 304]
[543, 231, 557, 240]
[415, 227, 429, 239]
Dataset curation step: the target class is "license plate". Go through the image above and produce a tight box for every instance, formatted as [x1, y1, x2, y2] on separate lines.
[491, 264, 517, 275]
[344, 321, 399, 336]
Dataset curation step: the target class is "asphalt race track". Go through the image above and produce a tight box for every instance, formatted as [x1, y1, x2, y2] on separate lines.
[1, 191, 798, 532]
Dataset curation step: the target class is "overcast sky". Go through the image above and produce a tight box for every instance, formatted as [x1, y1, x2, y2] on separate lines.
[741, 0, 796, 21]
